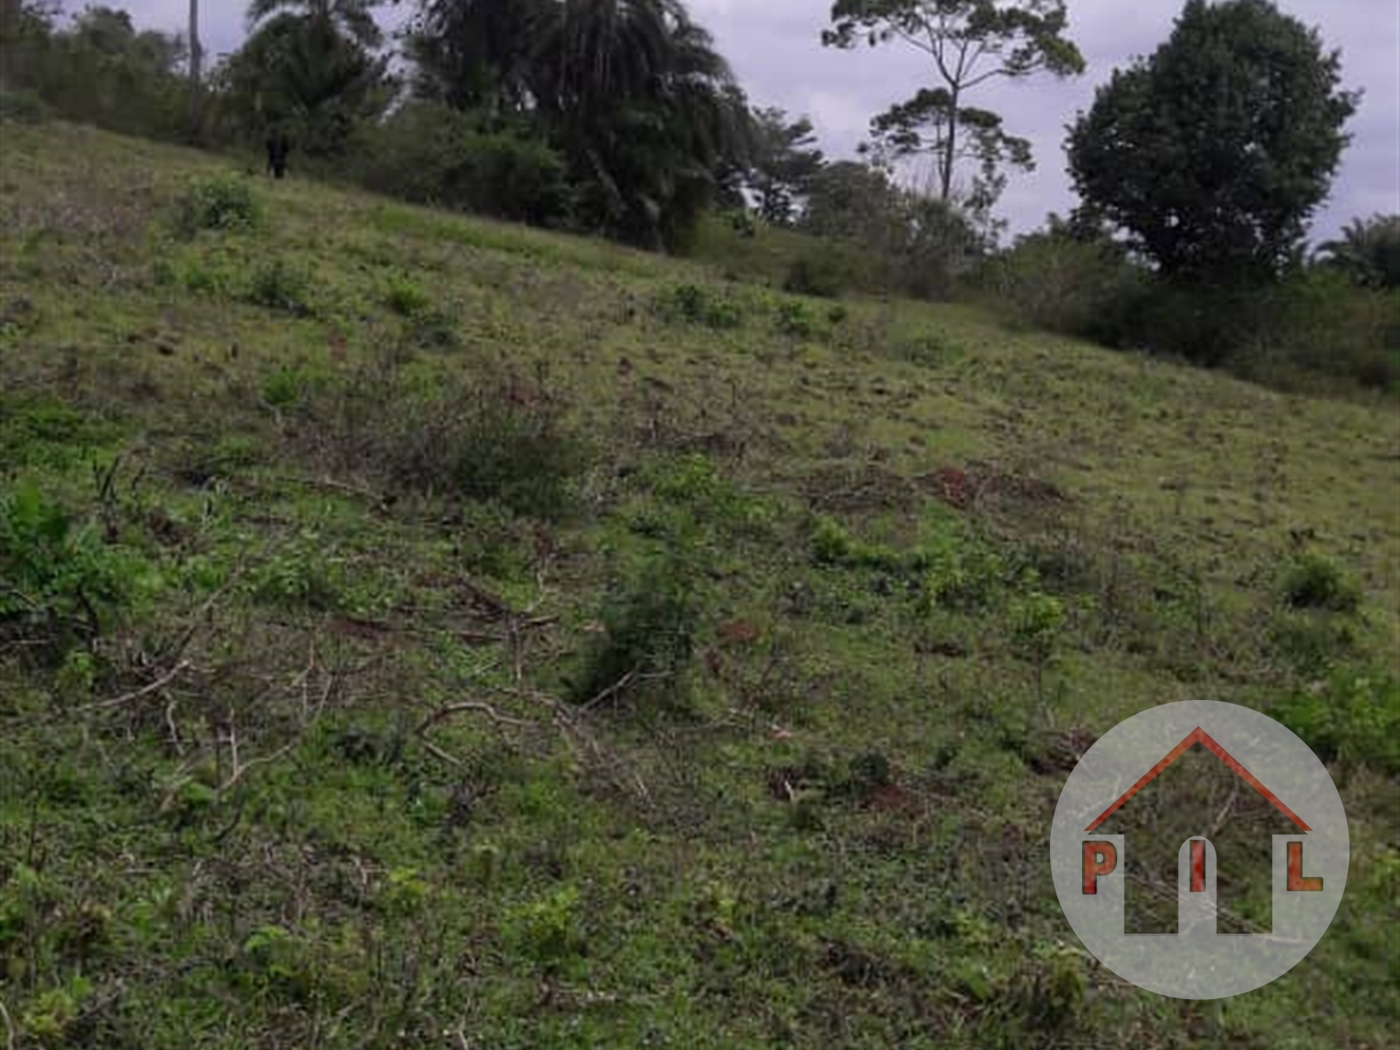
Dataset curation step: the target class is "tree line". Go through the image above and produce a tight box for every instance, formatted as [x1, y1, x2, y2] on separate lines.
[0, 0, 1395, 389]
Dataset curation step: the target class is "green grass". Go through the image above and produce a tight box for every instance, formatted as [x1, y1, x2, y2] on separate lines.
[1, 121, 1398, 1049]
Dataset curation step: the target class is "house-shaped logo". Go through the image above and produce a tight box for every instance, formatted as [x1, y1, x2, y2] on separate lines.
[1050, 702, 1348, 999]
[1081, 726, 1321, 937]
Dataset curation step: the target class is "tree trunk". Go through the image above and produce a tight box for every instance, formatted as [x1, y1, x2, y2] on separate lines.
[187, 0, 201, 139]
[940, 88, 959, 201]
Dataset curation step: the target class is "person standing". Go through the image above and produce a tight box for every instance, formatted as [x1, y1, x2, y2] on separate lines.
[265, 127, 291, 179]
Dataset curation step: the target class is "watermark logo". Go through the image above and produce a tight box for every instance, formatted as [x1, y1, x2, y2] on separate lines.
[1050, 700, 1347, 998]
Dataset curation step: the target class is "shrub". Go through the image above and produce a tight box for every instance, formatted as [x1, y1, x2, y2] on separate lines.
[809, 516, 907, 574]
[783, 254, 856, 299]
[262, 365, 311, 410]
[248, 542, 345, 612]
[348, 103, 569, 226]
[176, 176, 260, 236]
[385, 276, 432, 318]
[658, 283, 743, 329]
[0, 87, 52, 124]
[1231, 272, 1400, 392]
[0, 481, 139, 656]
[1271, 669, 1400, 774]
[358, 378, 590, 521]
[646, 454, 768, 533]
[571, 542, 704, 711]
[981, 232, 1148, 346]
[246, 260, 314, 316]
[921, 538, 1006, 614]
[503, 885, 587, 979]
[1282, 550, 1362, 613]
[775, 300, 816, 340]
[1010, 591, 1067, 664]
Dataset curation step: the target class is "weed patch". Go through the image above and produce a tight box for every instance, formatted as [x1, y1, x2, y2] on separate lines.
[320, 370, 591, 520]
[175, 175, 260, 236]
[657, 283, 743, 329]
[246, 259, 315, 316]
[1282, 549, 1362, 613]
[0, 480, 145, 659]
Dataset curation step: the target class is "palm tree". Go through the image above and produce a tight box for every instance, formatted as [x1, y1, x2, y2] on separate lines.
[246, 0, 382, 50]
[407, 0, 750, 248]
[409, 0, 545, 114]
[532, 0, 751, 247]
[1317, 215, 1400, 289]
[226, 4, 391, 156]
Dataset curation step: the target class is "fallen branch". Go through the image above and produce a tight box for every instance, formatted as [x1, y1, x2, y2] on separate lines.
[71, 660, 191, 715]
[416, 701, 534, 734]
[0, 997, 14, 1050]
[274, 473, 390, 509]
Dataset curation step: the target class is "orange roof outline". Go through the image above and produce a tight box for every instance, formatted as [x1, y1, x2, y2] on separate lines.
[1084, 726, 1311, 833]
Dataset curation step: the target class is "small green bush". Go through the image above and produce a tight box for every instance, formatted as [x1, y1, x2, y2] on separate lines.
[248, 542, 345, 612]
[921, 538, 1006, 614]
[1271, 669, 1400, 774]
[783, 254, 855, 299]
[385, 277, 432, 318]
[775, 300, 816, 340]
[503, 885, 587, 979]
[246, 259, 313, 316]
[809, 516, 908, 574]
[0, 480, 139, 655]
[571, 543, 704, 710]
[659, 283, 743, 329]
[646, 454, 768, 533]
[1282, 550, 1362, 613]
[176, 175, 261, 236]
[261, 365, 312, 410]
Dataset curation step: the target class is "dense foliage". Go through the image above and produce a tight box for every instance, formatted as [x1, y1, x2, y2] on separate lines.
[1067, 0, 1358, 282]
[408, 0, 752, 249]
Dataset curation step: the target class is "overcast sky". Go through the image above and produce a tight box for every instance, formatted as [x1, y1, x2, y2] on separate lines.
[112, 0, 1398, 241]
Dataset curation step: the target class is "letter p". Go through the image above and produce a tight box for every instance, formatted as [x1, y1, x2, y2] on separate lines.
[1082, 841, 1117, 895]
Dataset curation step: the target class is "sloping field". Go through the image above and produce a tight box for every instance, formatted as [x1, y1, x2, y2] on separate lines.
[1, 123, 1397, 1049]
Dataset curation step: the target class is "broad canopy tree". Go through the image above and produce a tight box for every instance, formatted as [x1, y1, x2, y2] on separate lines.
[1067, 0, 1359, 282]
[823, 0, 1083, 211]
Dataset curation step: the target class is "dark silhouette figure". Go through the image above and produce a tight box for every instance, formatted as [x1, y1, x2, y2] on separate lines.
[265, 129, 291, 180]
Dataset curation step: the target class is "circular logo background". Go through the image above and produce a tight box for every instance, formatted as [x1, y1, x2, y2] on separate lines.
[1050, 700, 1347, 999]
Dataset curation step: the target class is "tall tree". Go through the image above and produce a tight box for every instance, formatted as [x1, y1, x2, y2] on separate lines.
[409, 0, 749, 250]
[1067, 0, 1358, 281]
[188, 0, 200, 133]
[823, 0, 1083, 204]
[224, 2, 392, 155]
[746, 107, 825, 225]
[407, 0, 544, 114]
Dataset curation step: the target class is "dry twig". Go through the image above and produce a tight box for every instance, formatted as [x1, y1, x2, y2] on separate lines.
[0, 997, 15, 1050]
[71, 659, 191, 715]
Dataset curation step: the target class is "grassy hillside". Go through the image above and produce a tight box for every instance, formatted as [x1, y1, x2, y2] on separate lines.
[1, 123, 1397, 1049]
